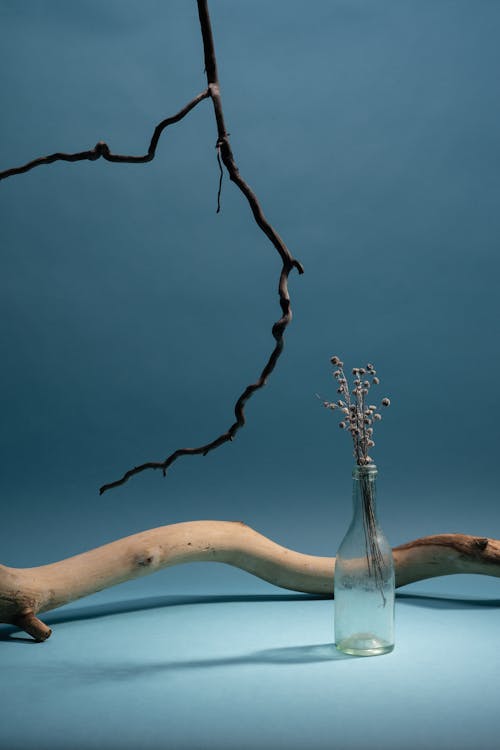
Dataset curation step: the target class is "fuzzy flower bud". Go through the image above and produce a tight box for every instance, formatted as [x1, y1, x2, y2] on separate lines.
[322, 354, 390, 465]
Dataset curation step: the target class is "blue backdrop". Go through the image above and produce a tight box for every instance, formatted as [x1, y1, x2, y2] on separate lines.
[1, 2, 499, 748]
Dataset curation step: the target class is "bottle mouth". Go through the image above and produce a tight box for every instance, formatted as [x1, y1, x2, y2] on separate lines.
[352, 463, 378, 478]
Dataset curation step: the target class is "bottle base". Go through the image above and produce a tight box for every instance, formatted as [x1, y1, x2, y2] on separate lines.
[336, 632, 394, 657]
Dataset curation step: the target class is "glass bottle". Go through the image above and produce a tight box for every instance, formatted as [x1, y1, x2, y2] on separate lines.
[334, 463, 395, 656]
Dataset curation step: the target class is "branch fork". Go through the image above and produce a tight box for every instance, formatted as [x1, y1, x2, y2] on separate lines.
[0, 1, 303, 495]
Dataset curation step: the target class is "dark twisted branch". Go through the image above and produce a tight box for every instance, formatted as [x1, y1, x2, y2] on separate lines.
[0, 90, 210, 180]
[98, 1, 304, 494]
[0, 1, 304, 494]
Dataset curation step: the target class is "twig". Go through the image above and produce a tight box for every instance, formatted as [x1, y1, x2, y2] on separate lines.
[0, 90, 210, 180]
[0, 1, 304, 495]
[99, 0, 304, 493]
[215, 140, 224, 213]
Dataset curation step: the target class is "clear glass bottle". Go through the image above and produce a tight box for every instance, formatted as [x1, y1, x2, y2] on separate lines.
[334, 464, 395, 656]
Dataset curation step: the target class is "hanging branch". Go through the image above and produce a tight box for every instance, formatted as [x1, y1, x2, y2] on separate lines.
[0, 90, 210, 179]
[0, 0, 304, 494]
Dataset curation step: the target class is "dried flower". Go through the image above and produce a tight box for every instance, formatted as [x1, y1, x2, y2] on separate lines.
[321, 355, 391, 466]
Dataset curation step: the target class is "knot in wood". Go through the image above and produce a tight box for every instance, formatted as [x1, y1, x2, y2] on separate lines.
[473, 537, 488, 551]
[93, 141, 110, 158]
[135, 549, 159, 568]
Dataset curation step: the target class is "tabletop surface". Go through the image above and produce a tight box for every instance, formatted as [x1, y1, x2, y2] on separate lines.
[1, 573, 499, 750]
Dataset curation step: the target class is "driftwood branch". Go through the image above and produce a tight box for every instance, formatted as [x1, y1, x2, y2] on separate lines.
[0, 0, 304, 495]
[0, 521, 498, 641]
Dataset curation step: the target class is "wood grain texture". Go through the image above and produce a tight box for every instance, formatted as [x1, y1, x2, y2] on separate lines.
[1, 521, 498, 640]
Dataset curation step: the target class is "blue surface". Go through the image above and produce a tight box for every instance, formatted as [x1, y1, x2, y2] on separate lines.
[1, 577, 500, 750]
[1, 1, 499, 748]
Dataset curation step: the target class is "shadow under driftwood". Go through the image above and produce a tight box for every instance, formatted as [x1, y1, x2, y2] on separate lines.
[0, 593, 327, 642]
[1, 590, 498, 644]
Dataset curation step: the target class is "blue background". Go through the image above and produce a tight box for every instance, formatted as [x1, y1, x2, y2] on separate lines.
[0, 1, 499, 748]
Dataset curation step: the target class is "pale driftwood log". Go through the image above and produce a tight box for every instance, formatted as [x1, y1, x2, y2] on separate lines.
[0, 521, 498, 641]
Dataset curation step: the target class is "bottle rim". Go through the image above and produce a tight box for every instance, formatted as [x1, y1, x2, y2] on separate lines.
[352, 462, 378, 477]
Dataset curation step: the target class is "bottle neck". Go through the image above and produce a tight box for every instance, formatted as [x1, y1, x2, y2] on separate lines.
[351, 464, 378, 519]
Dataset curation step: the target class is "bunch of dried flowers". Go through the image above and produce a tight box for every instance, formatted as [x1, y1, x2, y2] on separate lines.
[320, 355, 390, 466]
[319, 356, 392, 601]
